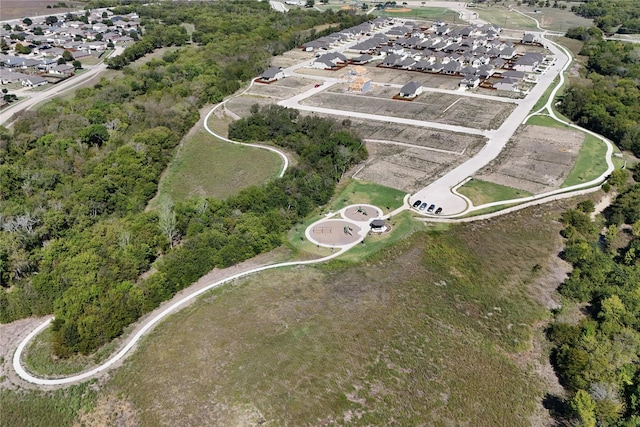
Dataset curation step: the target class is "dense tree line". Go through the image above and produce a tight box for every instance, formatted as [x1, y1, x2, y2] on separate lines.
[547, 167, 640, 426]
[558, 38, 640, 156]
[0, 2, 368, 355]
[571, 0, 640, 34]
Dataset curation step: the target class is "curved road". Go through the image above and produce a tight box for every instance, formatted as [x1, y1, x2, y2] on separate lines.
[9, 5, 618, 388]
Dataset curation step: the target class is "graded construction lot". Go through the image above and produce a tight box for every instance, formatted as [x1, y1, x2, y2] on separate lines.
[304, 83, 515, 130]
[474, 124, 584, 194]
[351, 120, 486, 154]
[356, 140, 482, 193]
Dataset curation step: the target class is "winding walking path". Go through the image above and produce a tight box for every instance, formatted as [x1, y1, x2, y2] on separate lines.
[8, 6, 618, 388]
[203, 79, 289, 178]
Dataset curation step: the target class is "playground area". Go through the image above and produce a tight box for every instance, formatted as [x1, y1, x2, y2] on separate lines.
[343, 205, 383, 222]
[309, 220, 362, 247]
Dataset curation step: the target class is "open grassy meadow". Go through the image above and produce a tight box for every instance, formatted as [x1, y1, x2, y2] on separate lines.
[154, 129, 283, 203]
[92, 200, 576, 426]
[458, 178, 533, 205]
[562, 134, 609, 187]
[330, 179, 407, 214]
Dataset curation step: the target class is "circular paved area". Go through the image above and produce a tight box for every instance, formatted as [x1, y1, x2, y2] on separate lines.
[309, 220, 362, 246]
[342, 204, 382, 222]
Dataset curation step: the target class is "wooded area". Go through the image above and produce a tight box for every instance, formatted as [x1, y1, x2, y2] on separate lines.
[559, 36, 640, 157]
[570, 0, 640, 34]
[548, 167, 640, 425]
[0, 2, 368, 355]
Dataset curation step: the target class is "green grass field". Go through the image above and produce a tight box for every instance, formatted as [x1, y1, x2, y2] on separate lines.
[329, 179, 406, 214]
[525, 114, 572, 129]
[0, 383, 97, 427]
[153, 129, 283, 204]
[458, 179, 533, 205]
[474, 5, 538, 30]
[375, 6, 457, 21]
[99, 200, 575, 426]
[562, 134, 609, 187]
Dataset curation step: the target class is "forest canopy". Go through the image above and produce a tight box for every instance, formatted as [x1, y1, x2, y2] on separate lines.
[558, 38, 640, 156]
[0, 1, 369, 356]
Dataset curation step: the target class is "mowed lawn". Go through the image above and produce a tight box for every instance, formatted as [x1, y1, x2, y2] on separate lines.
[156, 130, 283, 203]
[458, 178, 533, 205]
[102, 202, 573, 426]
[331, 179, 407, 214]
[563, 134, 609, 187]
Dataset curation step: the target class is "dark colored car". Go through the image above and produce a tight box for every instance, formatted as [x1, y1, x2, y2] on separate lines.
[427, 204, 436, 213]
[412, 200, 422, 208]
[419, 202, 427, 211]
[435, 207, 443, 215]
[314, 83, 322, 88]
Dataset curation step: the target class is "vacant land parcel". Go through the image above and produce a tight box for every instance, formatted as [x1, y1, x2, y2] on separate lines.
[474, 125, 584, 194]
[304, 84, 515, 130]
[350, 120, 485, 192]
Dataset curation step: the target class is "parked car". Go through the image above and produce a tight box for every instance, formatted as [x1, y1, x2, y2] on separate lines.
[435, 207, 443, 215]
[412, 200, 422, 208]
[314, 83, 322, 88]
[427, 204, 435, 213]
[419, 202, 427, 211]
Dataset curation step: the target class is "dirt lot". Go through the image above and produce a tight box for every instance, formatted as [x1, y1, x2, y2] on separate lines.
[475, 124, 584, 194]
[0, 1, 83, 20]
[270, 49, 316, 69]
[303, 82, 515, 130]
[350, 119, 486, 153]
[355, 140, 482, 193]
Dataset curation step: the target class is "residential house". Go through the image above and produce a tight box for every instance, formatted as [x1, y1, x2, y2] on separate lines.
[398, 81, 422, 99]
[351, 54, 373, 65]
[258, 66, 285, 82]
[513, 52, 544, 72]
[50, 63, 75, 76]
[521, 33, 539, 44]
[22, 75, 47, 87]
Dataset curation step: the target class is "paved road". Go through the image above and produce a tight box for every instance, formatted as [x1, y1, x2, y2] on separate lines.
[408, 34, 569, 215]
[0, 46, 125, 127]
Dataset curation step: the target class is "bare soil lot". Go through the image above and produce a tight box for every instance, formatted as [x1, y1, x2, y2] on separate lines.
[270, 49, 315, 69]
[305, 83, 514, 130]
[356, 140, 481, 193]
[350, 119, 486, 153]
[475, 125, 584, 194]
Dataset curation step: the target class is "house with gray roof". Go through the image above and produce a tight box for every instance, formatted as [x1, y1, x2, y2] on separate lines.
[398, 81, 422, 99]
[259, 66, 285, 82]
[21, 75, 47, 87]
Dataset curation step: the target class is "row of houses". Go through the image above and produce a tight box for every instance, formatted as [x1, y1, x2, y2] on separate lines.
[1, 9, 139, 59]
[301, 17, 396, 52]
[337, 22, 548, 92]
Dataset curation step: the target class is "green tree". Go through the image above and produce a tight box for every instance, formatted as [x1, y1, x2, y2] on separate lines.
[571, 390, 597, 427]
[72, 60, 82, 69]
[78, 124, 109, 146]
[62, 49, 74, 62]
[14, 43, 31, 54]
